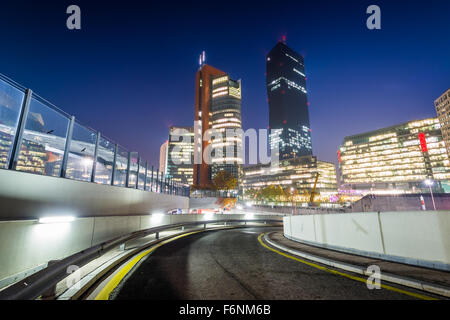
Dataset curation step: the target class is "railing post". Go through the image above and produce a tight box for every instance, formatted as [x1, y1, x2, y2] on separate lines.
[144, 162, 148, 190]
[111, 144, 118, 185]
[60, 115, 75, 178]
[9, 89, 32, 170]
[91, 132, 100, 182]
[150, 165, 154, 192]
[135, 156, 140, 189]
[125, 152, 131, 188]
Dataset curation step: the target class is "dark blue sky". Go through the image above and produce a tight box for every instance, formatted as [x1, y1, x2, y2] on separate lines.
[1, 0, 449, 167]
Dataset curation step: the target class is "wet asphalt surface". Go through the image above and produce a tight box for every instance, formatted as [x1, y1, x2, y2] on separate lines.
[114, 227, 425, 300]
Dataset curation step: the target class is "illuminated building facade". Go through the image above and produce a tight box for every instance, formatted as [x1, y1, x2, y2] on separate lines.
[193, 60, 242, 188]
[159, 140, 168, 176]
[267, 40, 312, 160]
[210, 74, 243, 182]
[193, 63, 227, 187]
[166, 126, 194, 185]
[338, 118, 450, 194]
[435, 89, 450, 157]
[242, 155, 338, 203]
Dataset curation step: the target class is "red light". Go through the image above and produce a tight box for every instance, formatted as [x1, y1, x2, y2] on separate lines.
[307, 102, 310, 106]
[281, 90, 285, 94]
[418, 132, 428, 152]
[282, 35, 286, 42]
[338, 150, 341, 164]
[283, 120, 287, 124]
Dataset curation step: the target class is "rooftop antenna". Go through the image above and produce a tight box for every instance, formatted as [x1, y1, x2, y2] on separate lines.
[199, 51, 206, 67]
[281, 35, 287, 44]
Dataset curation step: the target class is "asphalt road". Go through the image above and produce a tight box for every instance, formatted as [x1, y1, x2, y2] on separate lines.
[113, 227, 424, 300]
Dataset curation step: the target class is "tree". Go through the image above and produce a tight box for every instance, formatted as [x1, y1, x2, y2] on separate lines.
[212, 170, 237, 191]
[261, 185, 284, 203]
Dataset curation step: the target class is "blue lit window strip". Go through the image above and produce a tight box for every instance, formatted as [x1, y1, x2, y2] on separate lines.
[0, 72, 189, 197]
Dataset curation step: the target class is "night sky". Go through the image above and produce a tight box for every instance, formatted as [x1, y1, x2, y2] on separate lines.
[1, 0, 449, 168]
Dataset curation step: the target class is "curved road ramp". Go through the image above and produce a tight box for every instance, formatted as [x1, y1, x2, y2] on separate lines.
[0, 211, 449, 300]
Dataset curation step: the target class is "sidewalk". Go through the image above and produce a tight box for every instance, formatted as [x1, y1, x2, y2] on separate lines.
[267, 231, 450, 297]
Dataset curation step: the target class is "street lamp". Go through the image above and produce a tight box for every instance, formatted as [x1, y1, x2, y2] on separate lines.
[424, 179, 436, 211]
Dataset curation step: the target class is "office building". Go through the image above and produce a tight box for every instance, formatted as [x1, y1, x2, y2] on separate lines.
[193, 60, 242, 188]
[159, 140, 168, 176]
[435, 89, 450, 157]
[210, 74, 243, 182]
[166, 126, 194, 185]
[338, 118, 450, 194]
[242, 155, 338, 203]
[266, 40, 312, 160]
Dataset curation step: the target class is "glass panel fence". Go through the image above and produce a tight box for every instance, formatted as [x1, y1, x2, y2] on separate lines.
[66, 122, 96, 181]
[153, 171, 160, 193]
[128, 152, 138, 188]
[0, 74, 188, 197]
[16, 98, 69, 176]
[137, 159, 146, 190]
[145, 166, 153, 191]
[0, 79, 24, 169]
[113, 145, 128, 187]
[94, 136, 115, 185]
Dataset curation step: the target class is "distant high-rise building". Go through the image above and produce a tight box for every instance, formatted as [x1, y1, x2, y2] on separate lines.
[266, 40, 312, 160]
[167, 126, 194, 185]
[194, 62, 243, 187]
[210, 74, 243, 183]
[435, 89, 450, 157]
[159, 140, 168, 176]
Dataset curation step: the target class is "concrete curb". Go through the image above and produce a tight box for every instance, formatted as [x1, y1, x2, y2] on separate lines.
[263, 233, 450, 298]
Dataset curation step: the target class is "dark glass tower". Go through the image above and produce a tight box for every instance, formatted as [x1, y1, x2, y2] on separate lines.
[266, 41, 312, 160]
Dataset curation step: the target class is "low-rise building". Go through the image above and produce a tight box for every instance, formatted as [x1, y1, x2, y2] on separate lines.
[338, 118, 450, 194]
[242, 155, 338, 204]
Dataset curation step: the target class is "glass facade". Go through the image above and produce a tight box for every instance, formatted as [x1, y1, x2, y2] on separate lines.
[338, 118, 450, 194]
[435, 89, 450, 157]
[242, 155, 338, 203]
[0, 73, 189, 197]
[267, 41, 312, 160]
[210, 75, 243, 184]
[166, 126, 194, 185]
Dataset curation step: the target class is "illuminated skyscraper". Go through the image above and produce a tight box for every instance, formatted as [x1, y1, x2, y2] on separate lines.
[266, 40, 312, 160]
[193, 58, 242, 187]
[210, 74, 243, 182]
[159, 140, 168, 176]
[166, 126, 194, 185]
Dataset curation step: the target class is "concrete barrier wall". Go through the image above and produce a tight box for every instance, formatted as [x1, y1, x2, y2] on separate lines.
[0, 169, 189, 220]
[284, 211, 450, 271]
[0, 213, 282, 288]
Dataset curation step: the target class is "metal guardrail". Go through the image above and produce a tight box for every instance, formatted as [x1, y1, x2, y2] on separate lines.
[0, 218, 282, 300]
